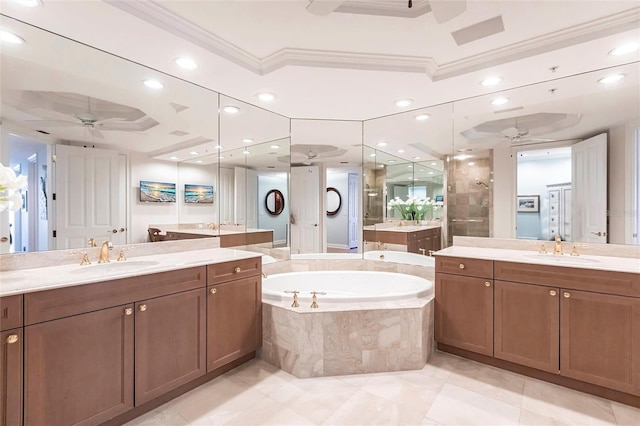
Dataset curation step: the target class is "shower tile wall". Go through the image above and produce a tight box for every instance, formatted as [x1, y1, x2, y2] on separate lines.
[446, 151, 493, 246]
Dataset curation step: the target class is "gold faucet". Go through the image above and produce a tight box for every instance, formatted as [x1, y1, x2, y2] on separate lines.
[397, 220, 404, 229]
[87, 237, 97, 248]
[553, 234, 563, 255]
[208, 223, 217, 231]
[377, 241, 387, 250]
[570, 245, 580, 256]
[419, 248, 426, 256]
[539, 243, 547, 254]
[284, 290, 300, 308]
[70, 251, 91, 265]
[98, 241, 113, 263]
[310, 291, 327, 308]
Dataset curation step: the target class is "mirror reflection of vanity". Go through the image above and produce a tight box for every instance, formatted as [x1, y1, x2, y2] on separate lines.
[1, 14, 639, 265]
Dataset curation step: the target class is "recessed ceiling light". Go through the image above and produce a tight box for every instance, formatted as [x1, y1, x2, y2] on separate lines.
[377, 142, 387, 147]
[609, 43, 639, 56]
[456, 148, 474, 152]
[257, 92, 276, 102]
[242, 138, 253, 143]
[413, 156, 421, 160]
[430, 162, 437, 166]
[13, 0, 40, 6]
[415, 114, 430, 121]
[397, 149, 405, 153]
[369, 153, 376, 157]
[454, 154, 471, 160]
[218, 155, 225, 160]
[388, 160, 396, 163]
[598, 73, 626, 84]
[0, 30, 25, 45]
[428, 171, 434, 175]
[407, 165, 413, 168]
[395, 99, 413, 107]
[174, 57, 198, 70]
[223, 106, 240, 114]
[490, 97, 510, 106]
[243, 150, 250, 155]
[143, 79, 163, 89]
[196, 160, 204, 164]
[481, 76, 502, 86]
[215, 145, 223, 149]
[169, 156, 178, 160]
[270, 145, 280, 149]
[189, 151, 199, 155]
[468, 162, 475, 166]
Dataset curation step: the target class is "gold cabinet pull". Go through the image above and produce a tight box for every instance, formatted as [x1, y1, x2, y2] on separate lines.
[484, 281, 491, 287]
[6, 334, 18, 344]
[210, 288, 217, 295]
[124, 308, 133, 316]
[139, 304, 147, 312]
[234, 266, 241, 273]
[563, 292, 570, 298]
[549, 290, 557, 296]
[459, 263, 465, 269]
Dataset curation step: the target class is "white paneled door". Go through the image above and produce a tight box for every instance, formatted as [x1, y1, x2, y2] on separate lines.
[291, 166, 320, 254]
[54, 145, 126, 249]
[572, 133, 607, 243]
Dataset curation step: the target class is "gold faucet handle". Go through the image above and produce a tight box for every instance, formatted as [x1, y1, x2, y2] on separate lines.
[87, 237, 97, 248]
[570, 245, 580, 256]
[419, 248, 426, 256]
[539, 243, 547, 254]
[428, 250, 435, 257]
[116, 246, 135, 262]
[70, 251, 91, 265]
[284, 290, 300, 307]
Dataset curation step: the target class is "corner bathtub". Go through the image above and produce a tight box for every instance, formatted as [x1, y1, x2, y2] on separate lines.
[262, 270, 433, 303]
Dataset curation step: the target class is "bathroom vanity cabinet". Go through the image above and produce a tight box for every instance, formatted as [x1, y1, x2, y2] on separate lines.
[435, 253, 640, 405]
[364, 226, 441, 254]
[1, 255, 262, 426]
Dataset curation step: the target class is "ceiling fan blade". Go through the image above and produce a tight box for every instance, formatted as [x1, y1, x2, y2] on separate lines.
[429, 0, 467, 23]
[88, 128, 105, 139]
[306, 0, 347, 16]
[26, 119, 80, 128]
[95, 117, 126, 124]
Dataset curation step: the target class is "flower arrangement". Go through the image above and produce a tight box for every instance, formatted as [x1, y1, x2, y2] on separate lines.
[387, 195, 437, 221]
[0, 162, 27, 212]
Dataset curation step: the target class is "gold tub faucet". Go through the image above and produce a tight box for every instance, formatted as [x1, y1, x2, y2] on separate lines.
[310, 291, 327, 308]
[284, 290, 300, 308]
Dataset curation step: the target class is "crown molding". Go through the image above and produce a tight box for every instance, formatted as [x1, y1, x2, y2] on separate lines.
[105, 1, 640, 81]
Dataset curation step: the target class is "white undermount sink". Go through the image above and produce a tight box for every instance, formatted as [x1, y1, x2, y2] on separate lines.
[521, 253, 600, 264]
[70, 260, 160, 275]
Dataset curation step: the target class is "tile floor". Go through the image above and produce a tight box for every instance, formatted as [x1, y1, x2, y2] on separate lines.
[126, 351, 640, 426]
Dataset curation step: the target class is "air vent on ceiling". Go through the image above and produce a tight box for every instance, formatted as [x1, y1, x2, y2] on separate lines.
[169, 130, 189, 136]
[169, 102, 189, 113]
[451, 16, 504, 46]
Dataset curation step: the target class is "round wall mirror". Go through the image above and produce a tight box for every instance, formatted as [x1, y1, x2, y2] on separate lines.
[326, 187, 341, 216]
[265, 189, 285, 216]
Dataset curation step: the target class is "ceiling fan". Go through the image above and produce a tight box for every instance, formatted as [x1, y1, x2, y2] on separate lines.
[501, 127, 556, 146]
[306, 0, 466, 23]
[27, 97, 127, 139]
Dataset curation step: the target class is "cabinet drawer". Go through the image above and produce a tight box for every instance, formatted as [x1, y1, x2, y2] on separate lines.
[495, 261, 640, 298]
[0, 295, 22, 331]
[207, 257, 261, 284]
[436, 256, 493, 278]
[25, 266, 206, 325]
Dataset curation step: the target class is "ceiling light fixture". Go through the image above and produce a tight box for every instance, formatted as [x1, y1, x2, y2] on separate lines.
[215, 145, 223, 149]
[0, 30, 25, 45]
[481, 76, 502, 86]
[270, 145, 280, 149]
[169, 156, 178, 160]
[413, 156, 421, 160]
[196, 160, 204, 164]
[609, 43, 639, 56]
[242, 138, 253, 143]
[377, 142, 387, 147]
[13, 0, 40, 7]
[223, 105, 240, 114]
[369, 153, 376, 157]
[428, 171, 434, 175]
[415, 114, 430, 121]
[243, 150, 250, 155]
[430, 162, 437, 165]
[174, 57, 198, 70]
[257, 92, 276, 102]
[490, 97, 510, 106]
[397, 149, 405, 153]
[468, 162, 475, 166]
[189, 151, 199, 155]
[598, 73, 626, 84]
[218, 155, 225, 160]
[143, 79, 164, 89]
[388, 160, 396, 163]
[394, 98, 413, 107]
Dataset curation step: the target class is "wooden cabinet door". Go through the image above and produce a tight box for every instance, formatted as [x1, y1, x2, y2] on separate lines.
[135, 289, 206, 405]
[435, 273, 494, 356]
[207, 276, 261, 371]
[0, 329, 22, 426]
[560, 290, 640, 395]
[494, 281, 559, 373]
[25, 305, 134, 426]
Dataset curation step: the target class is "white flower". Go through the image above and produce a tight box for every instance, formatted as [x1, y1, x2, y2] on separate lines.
[0, 162, 28, 212]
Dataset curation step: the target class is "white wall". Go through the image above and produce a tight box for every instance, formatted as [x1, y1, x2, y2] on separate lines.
[177, 163, 218, 225]
[492, 146, 515, 238]
[257, 173, 288, 244]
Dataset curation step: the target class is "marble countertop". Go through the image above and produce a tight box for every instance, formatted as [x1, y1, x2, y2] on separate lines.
[164, 228, 273, 236]
[435, 246, 640, 274]
[363, 225, 441, 233]
[0, 248, 262, 297]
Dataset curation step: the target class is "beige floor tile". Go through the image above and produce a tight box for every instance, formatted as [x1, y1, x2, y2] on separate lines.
[421, 417, 444, 425]
[420, 351, 462, 380]
[124, 407, 190, 426]
[165, 376, 267, 425]
[611, 401, 640, 426]
[323, 389, 427, 425]
[522, 378, 617, 425]
[225, 359, 294, 394]
[224, 396, 316, 425]
[518, 408, 572, 425]
[446, 358, 525, 407]
[335, 372, 374, 388]
[426, 383, 521, 425]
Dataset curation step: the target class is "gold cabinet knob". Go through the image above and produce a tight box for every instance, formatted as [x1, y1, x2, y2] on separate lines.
[563, 292, 570, 298]
[124, 308, 133, 316]
[459, 263, 465, 269]
[6, 334, 18, 344]
[484, 281, 491, 287]
[139, 304, 147, 312]
[549, 290, 557, 296]
[210, 288, 217, 295]
[234, 266, 241, 273]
